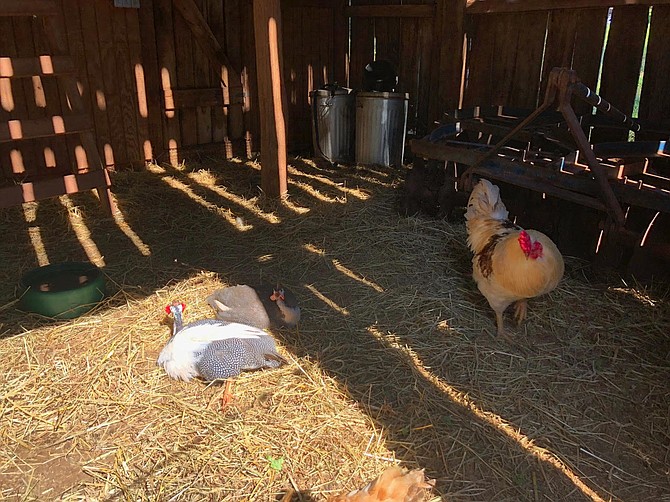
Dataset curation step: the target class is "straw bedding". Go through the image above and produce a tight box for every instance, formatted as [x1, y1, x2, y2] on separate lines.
[0, 156, 669, 501]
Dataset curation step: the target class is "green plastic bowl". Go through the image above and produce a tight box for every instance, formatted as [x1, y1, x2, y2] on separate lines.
[18, 262, 106, 319]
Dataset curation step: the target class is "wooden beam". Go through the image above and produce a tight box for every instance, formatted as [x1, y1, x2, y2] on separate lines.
[253, 0, 288, 198]
[0, 170, 111, 208]
[0, 0, 59, 17]
[467, 0, 670, 15]
[0, 115, 92, 142]
[345, 4, 435, 18]
[0, 56, 75, 77]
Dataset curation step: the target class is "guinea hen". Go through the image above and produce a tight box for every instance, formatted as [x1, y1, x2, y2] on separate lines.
[206, 284, 301, 329]
[465, 179, 564, 338]
[327, 466, 434, 502]
[157, 301, 285, 407]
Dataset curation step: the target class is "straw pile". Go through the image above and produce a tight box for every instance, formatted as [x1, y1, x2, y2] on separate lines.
[0, 155, 669, 501]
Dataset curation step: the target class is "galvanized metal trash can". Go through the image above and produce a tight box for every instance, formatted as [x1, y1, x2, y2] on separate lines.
[310, 85, 355, 164]
[355, 91, 409, 167]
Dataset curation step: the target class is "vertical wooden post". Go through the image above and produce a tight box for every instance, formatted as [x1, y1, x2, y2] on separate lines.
[428, 0, 467, 127]
[253, 0, 287, 198]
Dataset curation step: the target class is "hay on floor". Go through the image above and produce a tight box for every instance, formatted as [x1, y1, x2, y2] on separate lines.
[0, 156, 669, 501]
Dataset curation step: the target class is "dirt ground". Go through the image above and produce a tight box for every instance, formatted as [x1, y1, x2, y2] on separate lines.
[0, 156, 669, 501]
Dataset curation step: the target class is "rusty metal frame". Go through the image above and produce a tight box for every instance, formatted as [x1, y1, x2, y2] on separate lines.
[461, 67, 631, 227]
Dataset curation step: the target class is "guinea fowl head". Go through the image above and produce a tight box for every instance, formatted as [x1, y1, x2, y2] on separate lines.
[269, 287, 301, 327]
[165, 301, 187, 334]
[165, 300, 186, 315]
[270, 288, 285, 302]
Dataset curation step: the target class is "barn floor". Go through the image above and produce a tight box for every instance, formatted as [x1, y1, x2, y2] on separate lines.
[0, 156, 669, 501]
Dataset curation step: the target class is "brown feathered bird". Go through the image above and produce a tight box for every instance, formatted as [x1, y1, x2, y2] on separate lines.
[327, 467, 434, 502]
[465, 179, 564, 337]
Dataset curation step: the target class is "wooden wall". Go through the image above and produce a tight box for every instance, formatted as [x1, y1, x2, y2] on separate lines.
[3, 1, 670, 177]
[463, 2, 670, 130]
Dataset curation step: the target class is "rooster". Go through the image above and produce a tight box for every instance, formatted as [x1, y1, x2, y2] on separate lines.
[465, 179, 564, 337]
[326, 466, 434, 502]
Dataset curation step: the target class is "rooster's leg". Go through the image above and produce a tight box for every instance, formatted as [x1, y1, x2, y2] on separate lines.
[495, 310, 506, 337]
[220, 380, 235, 411]
[514, 300, 528, 325]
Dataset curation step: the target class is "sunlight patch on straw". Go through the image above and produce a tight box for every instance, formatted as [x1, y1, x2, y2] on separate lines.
[161, 177, 253, 231]
[289, 179, 341, 204]
[304, 283, 350, 316]
[22, 204, 49, 266]
[303, 243, 326, 256]
[186, 170, 281, 225]
[59, 195, 105, 267]
[332, 259, 385, 293]
[288, 166, 370, 201]
[367, 325, 608, 502]
[112, 207, 151, 257]
[281, 197, 310, 214]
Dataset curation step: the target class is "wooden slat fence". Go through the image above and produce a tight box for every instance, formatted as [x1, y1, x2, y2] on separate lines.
[3, 0, 670, 177]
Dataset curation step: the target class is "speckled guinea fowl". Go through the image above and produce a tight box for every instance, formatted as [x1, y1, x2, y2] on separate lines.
[205, 284, 301, 329]
[157, 301, 285, 384]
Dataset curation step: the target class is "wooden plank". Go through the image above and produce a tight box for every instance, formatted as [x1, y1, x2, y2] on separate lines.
[78, 2, 113, 167]
[415, 15, 435, 135]
[32, 14, 70, 175]
[63, 0, 97, 171]
[137, 0, 163, 160]
[597, 4, 649, 141]
[41, 11, 115, 213]
[467, 0, 670, 15]
[223, 0, 244, 140]
[207, 0, 226, 143]
[348, 0, 375, 91]
[164, 87, 226, 109]
[0, 115, 92, 142]
[93, 0, 126, 168]
[172, 0, 246, 144]
[154, 0, 181, 162]
[252, 0, 288, 197]
[638, 6, 670, 125]
[397, 13, 419, 132]
[373, 0, 401, 69]
[280, 3, 300, 149]
[0, 56, 75, 77]
[0, 16, 24, 180]
[489, 13, 519, 106]
[542, 9, 579, 89]
[112, 4, 141, 164]
[571, 8, 608, 116]
[0, 0, 59, 17]
[125, 5, 151, 163]
[0, 169, 111, 208]
[193, 0, 213, 145]
[511, 11, 546, 109]
[8, 16, 43, 179]
[172, 0, 241, 81]
[173, 4, 197, 147]
[462, 13, 496, 107]
[332, 0, 348, 86]
[345, 4, 435, 17]
[192, 0, 213, 145]
[428, 0, 466, 127]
